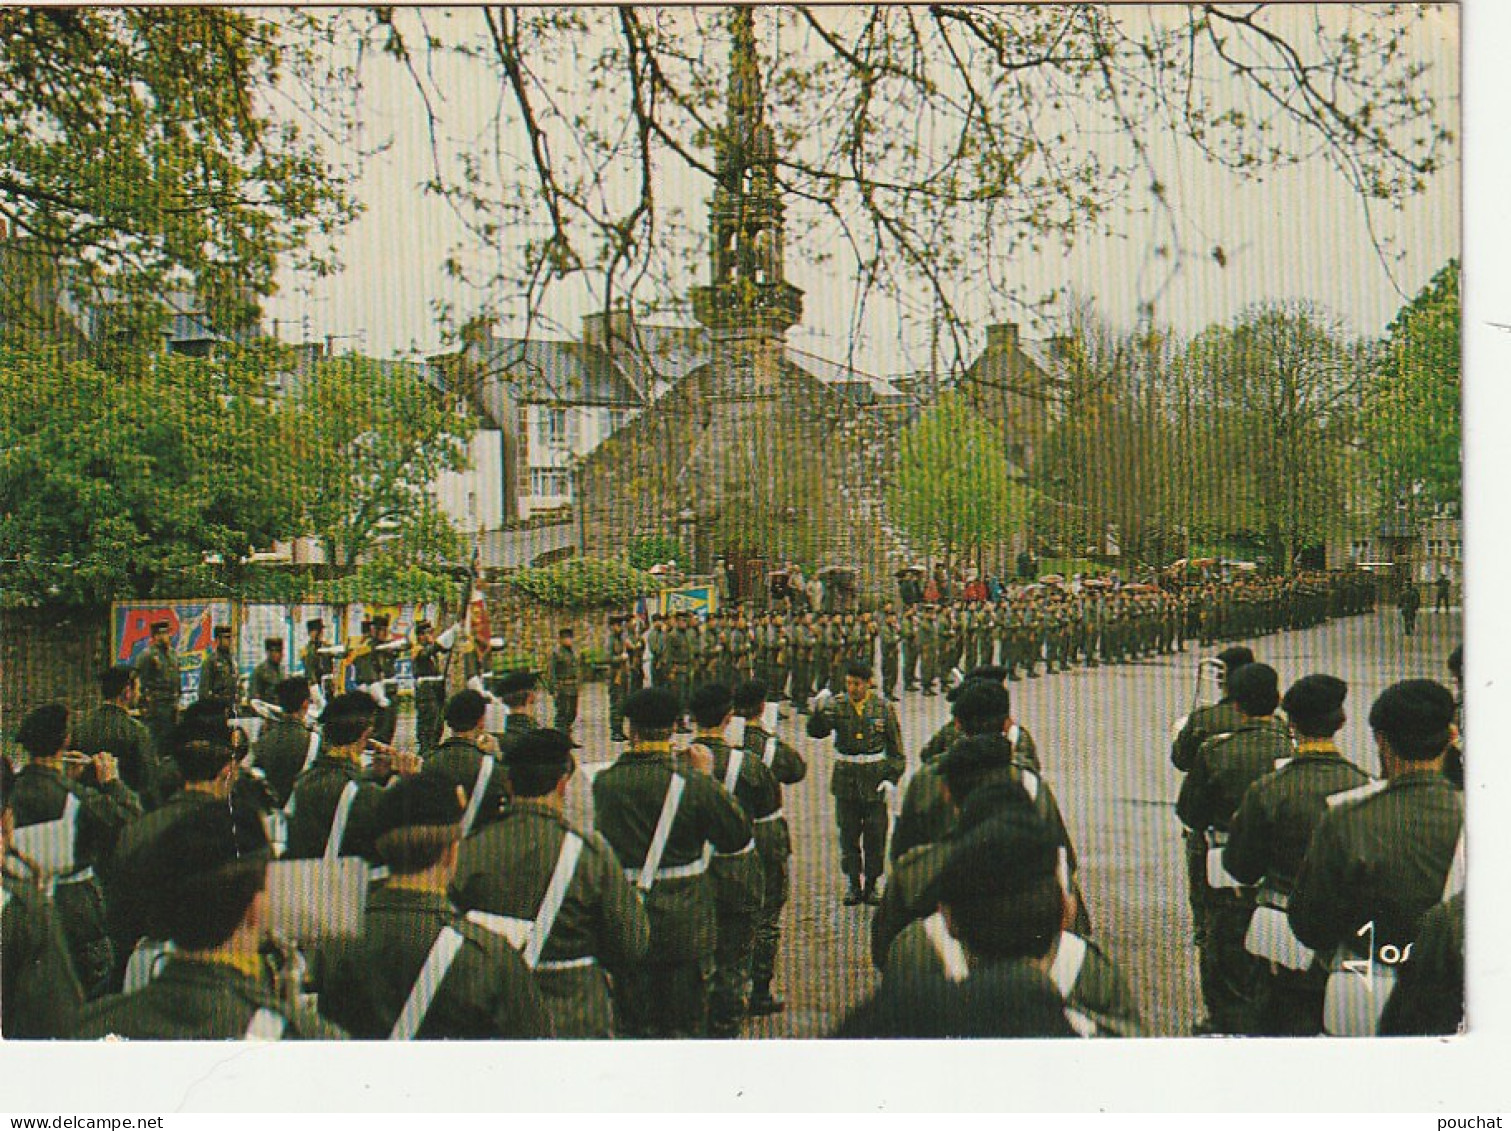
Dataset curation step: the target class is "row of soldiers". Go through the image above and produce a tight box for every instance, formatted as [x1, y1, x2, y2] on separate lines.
[1, 657, 812, 1040]
[603, 571, 1372, 736]
[1171, 648, 1465, 1036]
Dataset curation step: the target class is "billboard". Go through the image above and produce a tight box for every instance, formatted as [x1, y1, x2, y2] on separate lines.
[111, 600, 234, 704]
[659, 585, 717, 620]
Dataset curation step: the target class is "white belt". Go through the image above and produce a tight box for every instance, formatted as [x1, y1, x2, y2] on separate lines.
[715, 839, 756, 859]
[416, 676, 445, 684]
[755, 810, 786, 824]
[835, 751, 887, 764]
[625, 857, 709, 883]
[54, 866, 97, 886]
[535, 956, 598, 973]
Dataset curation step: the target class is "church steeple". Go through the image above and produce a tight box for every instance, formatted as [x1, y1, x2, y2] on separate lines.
[693, 6, 803, 339]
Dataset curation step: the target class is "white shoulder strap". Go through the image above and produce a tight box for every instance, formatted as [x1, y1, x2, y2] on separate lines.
[459, 756, 497, 838]
[637, 774, 687, 892]
[1326, 778, 1389, 810]
[323, 781, 362, 862]
[1021, 768, 1040, 802]
[389, 925, 467, 1040]
[924, 911, 971, 983]
[1273, 757, 1293, 771]
[722, 748, 745, 795]
[302, 729, 322, 772]
[1007, 723, 1022, 749]
[1442, 829, 1466, 901]
[1049, 932, 1088, 997]
[0, 886, 9, 915]
[1056, 847, 1071, 893]
[762, 734, 779, 769]
[244, 1008, 287, 1041]
[465, 909, 533, 949]
[522, 833, 584, 969]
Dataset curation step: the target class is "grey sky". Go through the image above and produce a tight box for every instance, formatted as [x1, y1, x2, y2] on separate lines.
[265, 5, 1460, 372]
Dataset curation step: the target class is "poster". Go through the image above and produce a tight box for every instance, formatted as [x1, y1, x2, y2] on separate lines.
[111, 599, 233, 704]
[659, 585, 717, 619]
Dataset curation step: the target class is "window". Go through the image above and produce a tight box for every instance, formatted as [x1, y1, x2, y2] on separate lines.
[530, 469, 571, 498]
[608, 408, 635, 433]
[536, 408, 568, 450]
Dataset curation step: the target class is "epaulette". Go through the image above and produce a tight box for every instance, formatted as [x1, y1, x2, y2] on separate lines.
[1325, 778, 1388, 810]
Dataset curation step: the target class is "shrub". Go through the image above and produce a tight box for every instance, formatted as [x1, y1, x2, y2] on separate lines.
[508, 556, 658, 609]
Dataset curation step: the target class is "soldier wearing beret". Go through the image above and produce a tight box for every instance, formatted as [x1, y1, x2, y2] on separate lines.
[284, 693, 421, 864]
[1223, 674, 1370, 1035]
[806, 660, 905, 906]
[1379, 890, 1464, 1036]
[450, 728, 648, 1037]
[606, 615, 632, 743]
[2, 754, 85, 1037]
[1288, 680, 1465, 1037]
[591, 687, 752, 1038]
[249, 638, 285, 707]
[73, 666, 163, 812]
[134, 620, 182, 759]
[197, 625, 240, 716]
[732, 680, 807, 1016]
[410, 620, 449, 756]
[75, 805, 344, 1040]
[1176, 662, 1292, 1034]
[348, 615, 399, 745]
[301, 618, 334, 699]
[876, 800, 1141, 1037]
[548, 627, 581, 734]
[492, 669, 542, 756]
[317, 775, 551, 1039]
[422, 690, 508, 836]
[249, 677, 316, 808]
[10, 703, 141, 999]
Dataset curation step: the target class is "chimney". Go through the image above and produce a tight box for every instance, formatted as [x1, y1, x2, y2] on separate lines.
[582, 309, 634, 347]
[985, 322, 1019, 353]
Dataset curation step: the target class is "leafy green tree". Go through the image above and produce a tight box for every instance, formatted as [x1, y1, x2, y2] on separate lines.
[0, 343, 299, 605]
[628, 534, 686, 570]
[510, 557, 659, 609]
[887, 393, 1031, 565]
[288, 355, 471, 568]
[1366, 260, 1460, 511]
[0, 8, 356, 338]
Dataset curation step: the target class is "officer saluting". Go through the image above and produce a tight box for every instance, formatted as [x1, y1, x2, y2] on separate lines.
[410, 619, 450, 755]
[591, 687, 752, 1038]
[74, 805, 344, 1040]
[450, 729, 650, 1038]
[807, 660, 905, 906]
[1288, 680, 1464, 1037]
[316, 775, 551, 1039]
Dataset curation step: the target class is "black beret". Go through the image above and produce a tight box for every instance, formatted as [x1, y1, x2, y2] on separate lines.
[495, 670, 538, 697]
[607, 613, 628, 625]
[213, 625, 232, 639]
[264, 637, 285, 650]
[946, 667, 1010, 703]
[444, 689, 489, 731]
[1216, 646, 1255, 674]
[320, 690, 378, 727]
[150, 619, 172, 633]
[144, 803, 248, 888]
[951, 680, 1012, 721]
[15, 703, 69, 759]
[844, 660, 873, 680]
[306, 618, 325, 632]
[375, 775, 464, 840]
[688, 682, 733, 718]
[505, 728, 579, 769]
[623, 687, 682, 731]
[1228, 663, 1280, 717]
[1282, 674, 1347, 725]
[934, 733, 1015, 783]
[370, 614, 391, 629]
[936, 807, 1059, 905]
[731, 680, 768, 712]
[415, 620, 434, 633]
[1368, 680, 1457, 749]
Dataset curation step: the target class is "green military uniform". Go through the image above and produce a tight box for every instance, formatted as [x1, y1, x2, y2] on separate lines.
[198, 645, 240, 713]
[892, 722, 1040, 863]
[626, 621, 647, 692]
[349, 641, 398, 745]
[410, 642, 448, 755]
[451, 799, 650, 1038]
[548, 643, 580, 732]
[1, 873, 85, 1037]
[11, 763, 141, 998]
[421, 736, 509, 834]
[663, 626, 693, 714]
[883, 918, 1144, 1036]
[1289, 770, 1464, 1036]
[701, 736, 766, 1036]
[1171, 697, 1248, 935]
[900, 611, 920, 691]
[1379, 891, 1464, 1036]
[788, 619, 814, 706]
[250, 715, 314, 808]
[806, 691, 905, 898]
[1222, 740, 1371, 1035]
[1175, 715, 1293, 1033]
[492, 711, 540, 759]
[74, 956, 344, 1040]
[591, 743, 752, 1037]
[738, 719, 807, 1004]
[879, 618, 902, 699]
[302, 637, 334, 692]
[72, 700, 162, 812]
[249, 657, 283, 706]
[134, 638, 181, 758]
[285, 754, 387, 863]
[607, 627, 631, 742]
[317, 885, 551, 1039]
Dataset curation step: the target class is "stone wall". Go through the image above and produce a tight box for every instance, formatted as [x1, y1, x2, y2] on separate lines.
[1, 606, 112, 736]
